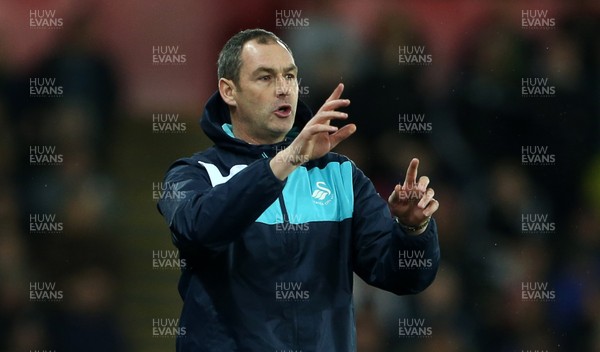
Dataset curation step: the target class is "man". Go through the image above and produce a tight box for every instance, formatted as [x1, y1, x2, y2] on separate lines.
[158, 28, 440, 351]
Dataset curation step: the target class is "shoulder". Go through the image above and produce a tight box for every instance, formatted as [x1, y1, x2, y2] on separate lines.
[162, 147, 220, 181]
[166, 146, 235, 172]
[307, 152, 356, 170]
[298, 153, 359, 189]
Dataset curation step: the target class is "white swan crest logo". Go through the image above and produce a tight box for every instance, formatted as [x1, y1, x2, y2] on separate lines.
[311, 181, 332, 203]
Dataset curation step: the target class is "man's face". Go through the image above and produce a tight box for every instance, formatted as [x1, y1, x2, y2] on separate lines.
[228, 40, 299, 144]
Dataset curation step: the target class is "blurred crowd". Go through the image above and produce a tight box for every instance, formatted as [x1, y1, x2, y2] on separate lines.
[1, 1, 599, 351]
[288, 3, 599, 351]
[0, 11, 126, 352]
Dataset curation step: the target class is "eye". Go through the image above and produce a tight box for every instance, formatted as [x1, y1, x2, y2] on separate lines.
[259, 75, 272, 81]
[285, 74, 296, 80]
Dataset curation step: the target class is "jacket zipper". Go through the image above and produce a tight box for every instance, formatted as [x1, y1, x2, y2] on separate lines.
[268, 153, 299, 347]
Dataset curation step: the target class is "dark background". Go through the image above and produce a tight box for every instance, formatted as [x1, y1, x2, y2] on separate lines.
[1, 0, 598, 351]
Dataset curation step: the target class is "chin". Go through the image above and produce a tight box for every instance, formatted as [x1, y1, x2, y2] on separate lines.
[275, 120, 295, 132]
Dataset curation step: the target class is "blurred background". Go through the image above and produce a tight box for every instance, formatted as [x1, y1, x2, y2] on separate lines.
[1, 0, 598, 351]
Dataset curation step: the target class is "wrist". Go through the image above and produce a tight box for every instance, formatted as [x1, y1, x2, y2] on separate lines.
[270, 149, 302, 180]
[394, 216, 431, 236]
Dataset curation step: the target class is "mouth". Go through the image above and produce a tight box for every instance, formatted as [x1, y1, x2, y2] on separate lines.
[273, 104, 292, 118]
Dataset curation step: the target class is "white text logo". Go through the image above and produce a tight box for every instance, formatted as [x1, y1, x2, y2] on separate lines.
[30, 78, 63, 98]
[152, 250, 187, 270]
[153, 182, 186, 201]
[522, 10, 555, 29]
[152, 46, 187, 65]
[399, 46, 432, 65]
[521, 282, 555, 301]
[152, 318, 186, 338]
[153, 113, 187, 133]
[30, 282, 63, 302]
[521, 145, 555, 166]
[399, 250, 432, 269]
[399, 113, 432, 133]
[275, 281, 310, 301]
[398, 318, 432, 338]
[29, 145, 63, 165]
[29, 213, 63, 234]
[521, 213, 555, 234]
[275, 214, 310, 234]
[30, 9, 63, 29]
[275, 10, 309, 28]
[521, 77, 555, 97]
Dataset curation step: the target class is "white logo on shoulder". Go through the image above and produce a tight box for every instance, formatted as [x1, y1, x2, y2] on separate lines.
[311, 181, 333, 205]
[198, 161, 247, 186]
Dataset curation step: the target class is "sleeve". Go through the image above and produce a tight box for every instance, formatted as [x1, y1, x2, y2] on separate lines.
[157, 157, 285, 252]
[351, 163, 440, 295]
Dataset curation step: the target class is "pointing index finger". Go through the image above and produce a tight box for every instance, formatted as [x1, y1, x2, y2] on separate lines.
[404, 158, 419, 187]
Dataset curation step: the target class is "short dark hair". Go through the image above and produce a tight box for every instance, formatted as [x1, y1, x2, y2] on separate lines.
[217, 29, 292, 83]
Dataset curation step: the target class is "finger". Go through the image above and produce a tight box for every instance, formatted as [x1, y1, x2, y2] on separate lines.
[325, 83, 344, 103]
[417, 176, 430, 192]
[423, 198, 439, 217]
[418, 188, 435, 209]
[388, 184, 402, 204]
[403, 158, 419, 188]
[310, 109, 349, 126]
[303, 124, 338, 136]
[329, 123, 357, 149]
[318, 98, 351, 113]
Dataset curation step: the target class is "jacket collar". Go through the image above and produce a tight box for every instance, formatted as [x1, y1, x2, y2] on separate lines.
[199, 91, 313, 158]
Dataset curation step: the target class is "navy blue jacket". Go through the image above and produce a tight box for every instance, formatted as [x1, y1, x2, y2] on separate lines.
[157, 92, 440, 351]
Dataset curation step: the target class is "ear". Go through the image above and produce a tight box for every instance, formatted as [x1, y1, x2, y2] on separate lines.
[219, 78, 237, 107]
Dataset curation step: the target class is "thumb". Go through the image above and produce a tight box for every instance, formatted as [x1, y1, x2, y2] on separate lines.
[388, 184, 401, 204]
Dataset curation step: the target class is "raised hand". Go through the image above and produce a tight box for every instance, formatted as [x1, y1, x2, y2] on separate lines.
[288, 83, 356, 161]
[388, 158, 439, 235]
[271, 83, 356, 179]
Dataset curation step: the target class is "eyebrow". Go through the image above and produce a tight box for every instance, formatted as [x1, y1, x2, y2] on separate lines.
[252, 64, 298, 76]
